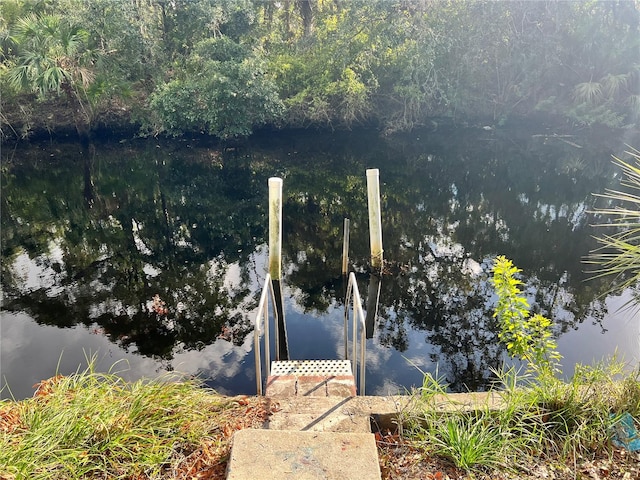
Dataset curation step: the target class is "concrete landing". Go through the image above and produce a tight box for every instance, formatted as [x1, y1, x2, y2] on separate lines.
[263, 393, 505, 433]
[264, 395, 405, 433]
[226, 391, 504, 479]
[226, 429, 381, 480]
[266, 360, 357, 397]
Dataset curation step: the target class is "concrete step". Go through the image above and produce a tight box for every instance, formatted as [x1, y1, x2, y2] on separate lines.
[262, 393, 505, 433]
[226, 393, 504, 479]
[265, 360, 357, 397]
[265, 396, 371, 432]
[226, 429, 382, 480]
[264, 395, 405, 433]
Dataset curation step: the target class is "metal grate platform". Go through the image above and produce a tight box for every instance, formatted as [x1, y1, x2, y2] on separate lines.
[271, 359, 353, 377]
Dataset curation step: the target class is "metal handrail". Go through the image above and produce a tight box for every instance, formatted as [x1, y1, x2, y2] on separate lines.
[344, 272, 367, 395]
[254, 273, 277, 396]
[256, 271, 366, 395]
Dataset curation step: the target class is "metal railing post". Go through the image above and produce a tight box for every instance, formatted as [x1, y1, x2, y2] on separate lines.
[254, 273, 275, 395]
[344, 272, 367, 395]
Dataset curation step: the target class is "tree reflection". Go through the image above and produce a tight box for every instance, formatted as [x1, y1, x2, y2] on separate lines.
[247, 128, 632, 390]
[1, 128, 636, 390]
[1, 141, 264, 366]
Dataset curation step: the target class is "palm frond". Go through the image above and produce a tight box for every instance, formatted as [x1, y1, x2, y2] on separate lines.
[600, 73, 628, 99]
[588, 149, 640, 300]
[12, 13, 41, 39]
[573, 81, 603, 104]
[626, 95, 640, 115]
[9, 12, 96, 97]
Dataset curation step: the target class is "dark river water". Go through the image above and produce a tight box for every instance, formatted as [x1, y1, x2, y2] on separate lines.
[2, 126, 639, 400]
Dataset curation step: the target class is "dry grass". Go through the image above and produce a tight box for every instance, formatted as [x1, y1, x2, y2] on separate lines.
[0, 369, 272, 480]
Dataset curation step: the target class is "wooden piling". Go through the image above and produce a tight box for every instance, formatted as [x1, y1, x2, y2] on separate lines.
[268, 177, 289, 360]
[342, 218, 350, 359]
[365, 274, 381, 339]
[342, 218, 350, 279]
[365, 169, 383, 338]
[366, 169, 383, 271]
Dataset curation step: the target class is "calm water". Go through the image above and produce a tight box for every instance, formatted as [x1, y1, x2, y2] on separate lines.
[2, 127, 639, 399]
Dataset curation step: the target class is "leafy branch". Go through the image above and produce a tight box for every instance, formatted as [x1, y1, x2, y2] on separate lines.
[492, 255, 561, 377]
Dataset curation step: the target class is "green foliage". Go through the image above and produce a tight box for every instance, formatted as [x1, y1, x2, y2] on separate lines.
[8, 13, 94, 96]
[149, 36, 283, 139]
[492, 255, 561, 375]
[0, 360, 242, 480]
[588, 148, 640, 299]
[521, 358, 636, 459]
[427, 414, 510, 471]
[2, 0, 640, 136]
[148, 80, 201, 134]
[405, 358, 640, 473]
[269, 4, 384, 129]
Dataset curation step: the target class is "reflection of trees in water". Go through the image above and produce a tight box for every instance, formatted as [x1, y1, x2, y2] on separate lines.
[0, 128, 635, 388]
[1, 141, 264, 367]
[265, 128, 626, 390]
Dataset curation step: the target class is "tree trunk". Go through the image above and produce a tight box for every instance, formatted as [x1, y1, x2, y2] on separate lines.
[297, 0, 314, 37]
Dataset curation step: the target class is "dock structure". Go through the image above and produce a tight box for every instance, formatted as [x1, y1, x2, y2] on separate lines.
[227, 361, 384, 480]
[227, 173, 384, 479]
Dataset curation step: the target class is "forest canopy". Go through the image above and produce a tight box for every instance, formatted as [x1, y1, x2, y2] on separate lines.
[1, 0, 639, 140]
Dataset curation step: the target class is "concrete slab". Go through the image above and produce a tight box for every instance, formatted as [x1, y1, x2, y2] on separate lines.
[226, 429, 382, 480]
[265, 396, 372, 432]
[265, 360, 357, 397]
[264, 394, 507, 433]
[265, 375, 357, 397]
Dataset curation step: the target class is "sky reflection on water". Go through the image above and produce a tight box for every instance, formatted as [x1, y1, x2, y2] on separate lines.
[2, 129, 639, 399]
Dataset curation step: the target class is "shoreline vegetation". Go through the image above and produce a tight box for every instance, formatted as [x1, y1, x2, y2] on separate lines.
[2, 1, 639, 143]
[0, 364, 272, 480]
[1, 359, 639, 480]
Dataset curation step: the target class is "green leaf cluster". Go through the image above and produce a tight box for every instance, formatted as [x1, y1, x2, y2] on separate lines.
[2, 0, 640, 138]
[148, 36, 284, 139]
[492, 255, 561, 376]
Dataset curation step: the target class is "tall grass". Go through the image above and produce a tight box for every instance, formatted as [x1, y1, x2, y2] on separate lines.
[0, 364, 258, 480]
[402, 359, 640, 475]
[405, 366, 540, 473]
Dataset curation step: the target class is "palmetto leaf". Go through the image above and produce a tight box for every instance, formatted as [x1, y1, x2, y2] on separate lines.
[588, 149, 640, 301]
[42, 66, 72, 93]
[573, 81, 603, 104]
[9, 13, 96, 97]
[601, 73, 628, 99]
[7, 65, 30, 93]
[12, 13, 42, 39]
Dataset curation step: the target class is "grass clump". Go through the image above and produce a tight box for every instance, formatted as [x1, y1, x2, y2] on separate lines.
[0, 364, 268, 480]
[396, 256, 640, 477]
[400, 362, 640, 477]
[414, 411, 510, 471]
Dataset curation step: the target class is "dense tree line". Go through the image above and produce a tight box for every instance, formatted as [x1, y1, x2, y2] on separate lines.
[1, 0, 639, 140]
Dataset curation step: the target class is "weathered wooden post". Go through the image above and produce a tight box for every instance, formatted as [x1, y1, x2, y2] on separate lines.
[366, 169, 383, 271]
[365, 169, 383, 338]
[342, 218, 351, 280]
[269, 177, 289, 360]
